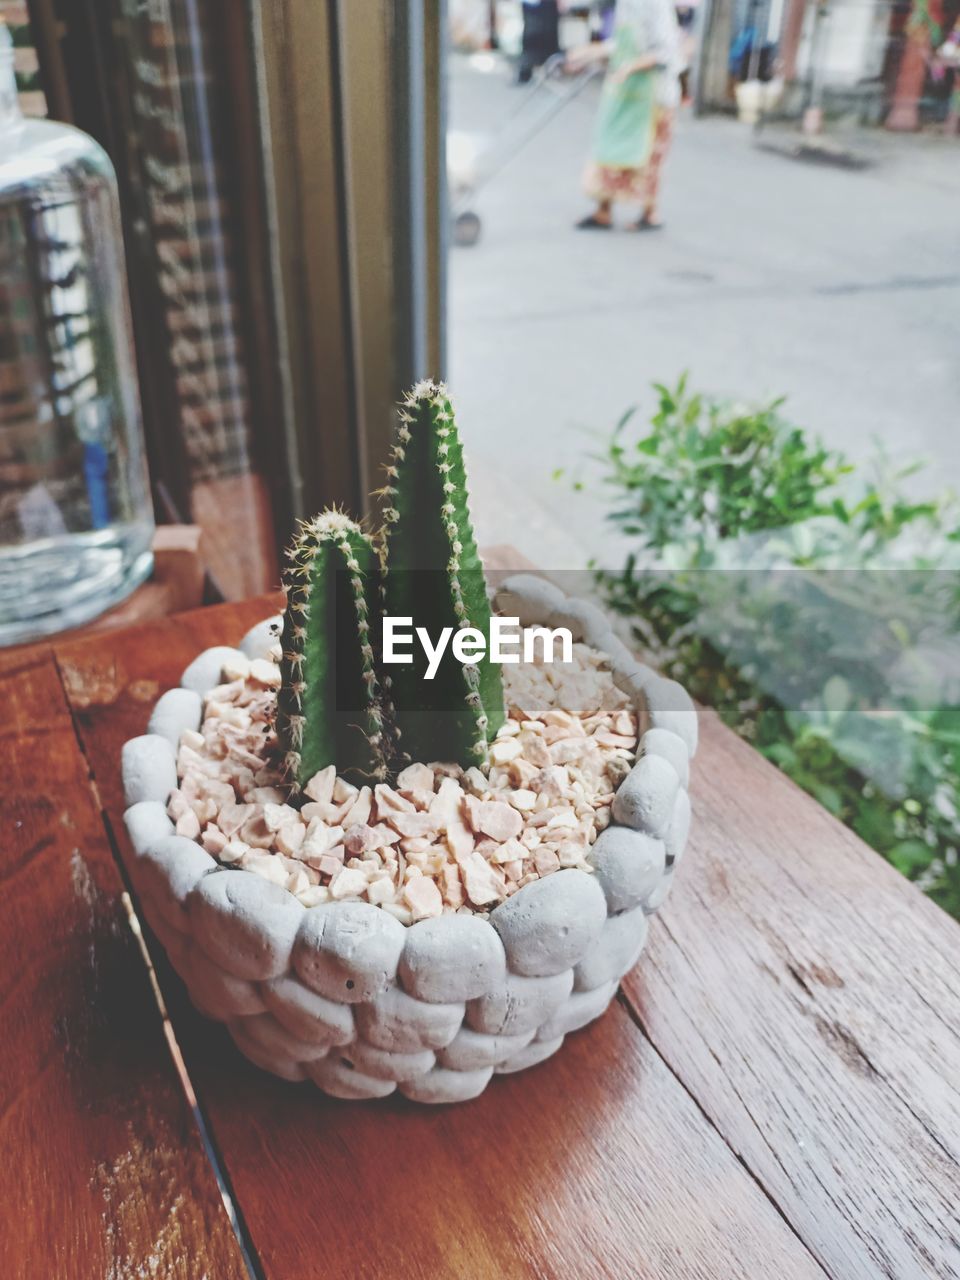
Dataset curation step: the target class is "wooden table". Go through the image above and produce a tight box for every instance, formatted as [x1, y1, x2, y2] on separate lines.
[3, 584, 959, 1279]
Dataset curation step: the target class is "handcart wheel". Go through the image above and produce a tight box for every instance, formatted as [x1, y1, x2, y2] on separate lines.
[453, 210, 482, 247]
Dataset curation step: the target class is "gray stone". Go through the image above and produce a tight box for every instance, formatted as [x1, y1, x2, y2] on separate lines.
[573, 905, 648, 992]
[611, 755, 680, 838]
[640, 727, 689, 789]
[180, 646, 246, 696]
[494, 574, 564, 627]
[187, 868, 304, 981]
[596, 633, 638, 674]
[613, 663, 656, 700]
[147, 687, 202, 747]
[399, 915, 506, 1003]
[293, 901, 406, 1004]
[124, 801, 173, 855]
[495, 1034, 565, 1075]
[261, 975, 356, 1046]
[354, 986, 464, 1053]
[307, 1054, 397, 1099]
[121, 734, 177, 807]
[465, 969, 573, 1037]
[134, 835, 216, 930]
[665, 788, 692, 867]
[399, 1064, 493, 1104]
[547, 596, 611, 647]
[588, 825, 666, 915]
[140, 902, 190, 975]
[345, 1040, 436, 1082]
[229, 1021, 307, 1083]
[489, 869, 606, 978]
[643, 868, 674, 914]
[536, 979, 619, 1041]
[180, 942, 266, 1018]
[437, 1026, 534, 1071]
[644, 676, 699, 757]
[239, 614, 282, 661]
[231, 1011, 331, 1062]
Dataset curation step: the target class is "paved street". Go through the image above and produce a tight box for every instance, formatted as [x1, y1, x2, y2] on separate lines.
[448, 52, 960, 566]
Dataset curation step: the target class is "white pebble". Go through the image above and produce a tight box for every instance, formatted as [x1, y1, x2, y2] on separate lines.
[241, 851, 289, 887]
[221, 653, 251, 682]
[176, 809, 201, 839]
[382, 902, 414, 926]
[329, 867, 368, 900]
[304, 766, 336, 804]
[248, 658, 281, 688]
[489, 738, 522, 765]
[220, 840, 248, 864]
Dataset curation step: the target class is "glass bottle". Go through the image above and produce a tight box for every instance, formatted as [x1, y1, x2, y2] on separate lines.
[0, 23, 154, 644]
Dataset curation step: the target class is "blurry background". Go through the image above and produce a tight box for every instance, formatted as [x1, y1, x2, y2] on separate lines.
[2, 0, 446, 597]
[445, 0, 959, 562]
[6, 0, 956, 579]
[3, 0, 958, 913]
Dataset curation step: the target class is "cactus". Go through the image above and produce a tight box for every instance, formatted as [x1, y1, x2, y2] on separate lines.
[276, 510, 385, 787]
[380, 379, 505, 766]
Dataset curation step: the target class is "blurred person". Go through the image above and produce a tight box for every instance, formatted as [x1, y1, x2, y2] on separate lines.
[449, 0, 495, 50]
[935, 17, 960, 134]
[675, 1, 696, 104]
[571, 0, 683, 230]
[518, 0, 562, 83]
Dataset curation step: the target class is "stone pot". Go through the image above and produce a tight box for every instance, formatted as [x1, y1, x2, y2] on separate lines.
[121, 575, 696, 1103]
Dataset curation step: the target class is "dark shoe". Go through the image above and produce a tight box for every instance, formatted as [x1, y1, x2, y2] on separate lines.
[631, 216, 663, 232]
[576, 214, 613, 230]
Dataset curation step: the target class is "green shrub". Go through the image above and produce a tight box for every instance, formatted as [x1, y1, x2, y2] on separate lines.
[590, 377, 960, 917]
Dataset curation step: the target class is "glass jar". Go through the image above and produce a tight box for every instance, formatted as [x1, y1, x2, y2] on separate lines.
[0, 24, 153, 644]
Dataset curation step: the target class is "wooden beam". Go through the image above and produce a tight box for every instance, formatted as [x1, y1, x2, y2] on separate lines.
[252, 0, 362, 518]
[252, 0, 447, 520]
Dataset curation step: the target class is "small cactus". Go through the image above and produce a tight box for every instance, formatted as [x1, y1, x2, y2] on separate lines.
[276, 510, 385, 786]
[380, 380, 505, 766]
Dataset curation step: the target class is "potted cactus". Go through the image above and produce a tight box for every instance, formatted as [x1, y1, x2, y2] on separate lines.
[121, 382, 696, 1103]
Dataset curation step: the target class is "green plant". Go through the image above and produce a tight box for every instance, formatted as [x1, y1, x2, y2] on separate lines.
[380, 380, 505, 766]
[276, 511, 385, 785]
[590, 377, 960, 917]
[598, 374, 851, 562]
[276, 382, 505, 785]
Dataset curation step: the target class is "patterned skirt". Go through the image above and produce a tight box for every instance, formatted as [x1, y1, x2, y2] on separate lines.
[584, 106, 675, 206]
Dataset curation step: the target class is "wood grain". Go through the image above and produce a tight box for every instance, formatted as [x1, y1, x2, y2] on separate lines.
[58, 595, 828, 1280]
[486, 546, 960, 1277]
[623, 710, 960, 1280]
[53, 587, 960, 1278]
[0, 654, 247, 1280]
[162, 989, 828, 1280]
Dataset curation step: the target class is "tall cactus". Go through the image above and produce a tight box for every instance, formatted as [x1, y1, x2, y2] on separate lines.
[380, 380, 505, 766]
[276, 510, 385, 787]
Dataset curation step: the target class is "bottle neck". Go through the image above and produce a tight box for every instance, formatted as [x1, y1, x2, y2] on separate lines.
[0, 31, 23, 133]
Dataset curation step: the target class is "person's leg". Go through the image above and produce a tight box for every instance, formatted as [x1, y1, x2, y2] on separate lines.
[636, 109, 674, 228]
[577, 199, 612, 228]
[538, 0, 561, 63]
[518, 3, 534, 82]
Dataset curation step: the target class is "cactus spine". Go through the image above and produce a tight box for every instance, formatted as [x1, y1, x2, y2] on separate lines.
[380, 380, 505, 766]
[276, 510, 385, 786]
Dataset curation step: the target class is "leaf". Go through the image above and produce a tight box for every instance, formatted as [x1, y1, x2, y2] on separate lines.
[887, 840, 934, 876]
[613, 406, 639, 436]
[822, 675, 852, 717]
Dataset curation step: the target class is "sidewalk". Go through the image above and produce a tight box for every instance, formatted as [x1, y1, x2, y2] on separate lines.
[449, 53, 960, 568]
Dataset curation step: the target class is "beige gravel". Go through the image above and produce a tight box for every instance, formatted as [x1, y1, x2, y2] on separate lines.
[170, 630, 637, 922]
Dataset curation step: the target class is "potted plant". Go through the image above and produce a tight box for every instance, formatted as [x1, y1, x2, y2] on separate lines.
[121, 382, 697, 1102]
